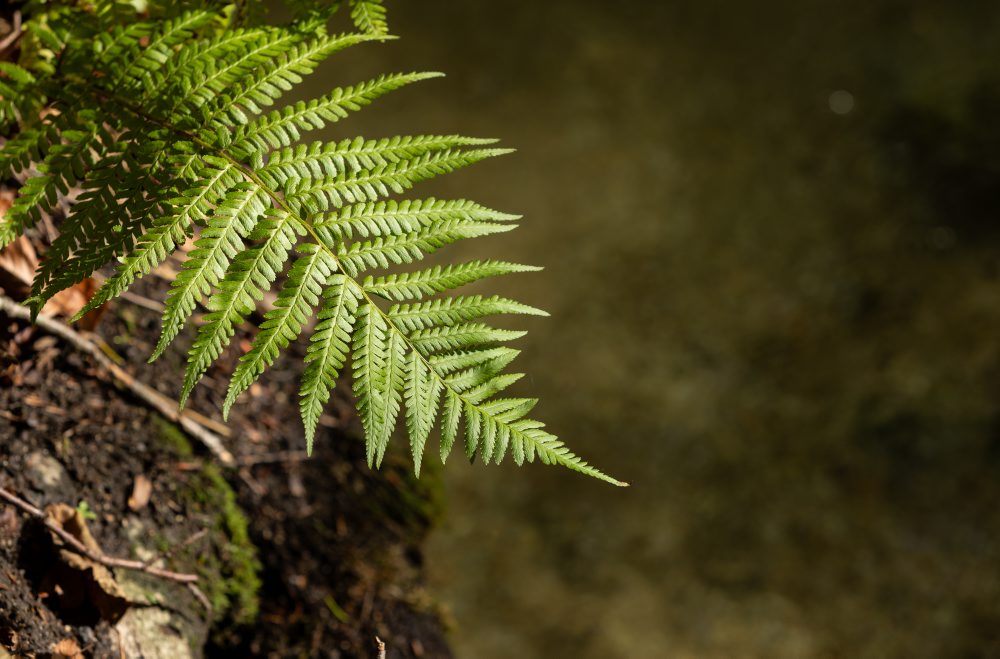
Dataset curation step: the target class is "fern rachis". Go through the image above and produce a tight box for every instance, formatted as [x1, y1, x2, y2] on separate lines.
[0, 0, 624, 486]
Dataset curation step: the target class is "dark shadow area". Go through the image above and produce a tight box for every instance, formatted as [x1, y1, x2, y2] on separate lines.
[884, 83, 1000, 241]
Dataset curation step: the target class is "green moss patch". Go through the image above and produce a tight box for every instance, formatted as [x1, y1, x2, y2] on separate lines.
[153, 416, 261, 626]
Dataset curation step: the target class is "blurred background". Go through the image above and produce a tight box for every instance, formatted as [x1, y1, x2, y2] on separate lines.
[327, 1, 1000, 656]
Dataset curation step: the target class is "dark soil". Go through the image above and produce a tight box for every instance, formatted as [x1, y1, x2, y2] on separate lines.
[0, 274, 453, 657]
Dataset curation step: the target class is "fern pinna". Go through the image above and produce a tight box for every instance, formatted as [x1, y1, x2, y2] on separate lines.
[0, 1, 624, 485]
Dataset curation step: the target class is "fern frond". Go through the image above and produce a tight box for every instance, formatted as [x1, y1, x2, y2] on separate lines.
[352, 302, 404, 467]
[0, 63, 42, 132]
[313, 197, 517, 241]
[463, 372, 524, 405]
[387, 295, 547, 333]
[94, 21, 155, 66]
[152, 185, 270, 359]
[0, 122, 59, 180]
[110, 10, 217, 91]
[336, 219, 515, 276]
[442, 350, 521, 392]
[285, 148, 513, 212]
[258, 136, 492, 187]
[0, 3, 624, 485]
[429, 347, 522, 375]
[300, 275, 361, 451]
[223, 243, 336, 416]
[181, 209, 303, 405]
[30, 153, 158, 307]
[377, 328, 406, 467]
[409, 323, 527, 354]
[349, 0, 388, 36]
[233, 73, 444, 153]
[3, 114, 112, 247]
[405, 349, 443, 475]
[510, 420, 623, 486]
[74, 160, 240, 317]
[167, 29, 303, 118]
[143, 27, 271, 105]
[439, 389, 463, 463]
[203, 32, 372, 126]
[364, 261, 540, 301]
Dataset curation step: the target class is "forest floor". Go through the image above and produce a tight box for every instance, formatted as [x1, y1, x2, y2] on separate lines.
[0, 267, 452, 657]
[0, 5, 454, 655]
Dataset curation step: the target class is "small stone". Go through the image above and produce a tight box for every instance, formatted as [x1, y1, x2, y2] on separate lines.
[24, 451, 70, 496]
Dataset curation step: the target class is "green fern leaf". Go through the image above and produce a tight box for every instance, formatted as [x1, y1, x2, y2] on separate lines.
[439, 389, 463, 463]
[364, 261, 540, 301]
[111, 10, 216, 91]
[429, 347, 521, 374]
[181, 209, 303, 405]
[233, 72, 443, 153]
[30, 153, 158, 308]
[510, 420, 625, 486]
[95, 22, 155, 67]
[223, 243, 336, 417]
[145, 27, 271, 106]
[0, 3, 624, 485]
[352, 302, 406, 467]
[72, 161, 240, 319]
[313, 197, 517, 242]
[286, 148, 513, 212]
[203, 33, 372, 126]
[167, 29, 302, 118]
[387, 295, 547, 333]
[463, 399, 482, 460]
[152, 185, 270, 359]
[442, 349, 521, 392]
[404, 349, 443, 475]
[300, 275, 361, 452]
[336, 220, 515, 276]
[3, 117, 110, 248]
[0, 123, 58, 180]
[349, 0, 388, 36]
[377, 326, 407, 466]
[464, 373, 524, 405]
[259, 136, 492, 188]
[409, 323, 527, 354]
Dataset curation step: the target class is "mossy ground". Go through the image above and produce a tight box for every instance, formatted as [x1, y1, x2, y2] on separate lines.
[1, 294, 453, 656]
[152, 416, 261, 629]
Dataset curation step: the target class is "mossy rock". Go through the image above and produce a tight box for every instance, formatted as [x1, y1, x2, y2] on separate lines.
[152, 417, 261, 632]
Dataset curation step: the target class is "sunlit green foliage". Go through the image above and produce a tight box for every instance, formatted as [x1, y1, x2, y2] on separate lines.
[0, 0, 624, 485]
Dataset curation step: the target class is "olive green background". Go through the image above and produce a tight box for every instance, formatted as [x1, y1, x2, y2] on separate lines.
[322, 2, 1000, 656]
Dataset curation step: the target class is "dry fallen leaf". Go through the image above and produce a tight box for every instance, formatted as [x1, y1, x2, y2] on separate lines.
[43, 277, 105, 328]
[0, 191, 32, 295]
[0, 187, 106, 325]
[0, 234, 37, 295]
[51, 637, 84, 659]
[43, 504, 130, 624]
[22, 393, 44, 407]
[127, 474, 153, 512]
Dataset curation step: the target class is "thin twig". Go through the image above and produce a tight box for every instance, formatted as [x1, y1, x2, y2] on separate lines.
[187, 583, 212, 613]
[0, 485, 199, 584]
[120, 290, 166, 313]
[0, 294, 234, 466]
[238, 450, 309, 467]
[0, 11, 23, 55]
